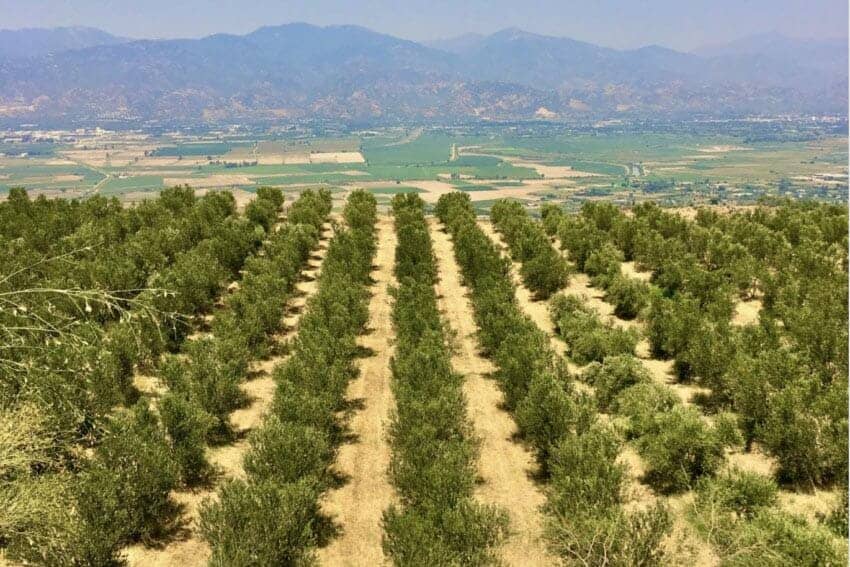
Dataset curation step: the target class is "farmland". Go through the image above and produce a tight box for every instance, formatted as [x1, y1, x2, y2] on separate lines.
[1, 119, 846, 211]
[0, 120, 847, 565]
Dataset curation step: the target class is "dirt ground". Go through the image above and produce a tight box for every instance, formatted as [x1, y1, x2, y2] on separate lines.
[430, 218, 554, 566]
[732, 298, 762, 326]
[317, 215, 397, 566]
[123, 220, 333, 566]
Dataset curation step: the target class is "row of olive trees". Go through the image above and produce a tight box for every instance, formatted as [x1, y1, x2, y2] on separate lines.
[199, 190, 378, 566]
[383, 193, 507, 565]
[437, 192, 671, 566]
[545, 200, 848, 489]
[490, 199, 570, 298]
[0, 187, 299, 564]
[540, 200, 848, 558]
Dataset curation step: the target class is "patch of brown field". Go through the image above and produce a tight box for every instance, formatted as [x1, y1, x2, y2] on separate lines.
[132, 374, 167, 397]
[430, 218, 554, 566]
[123, 221, 334, 567]
[778, 488, 842, 524]
[618, 445, 656, 509]
[510, 160, 596, 179]
[697, 145, 752, 153]
[309, 151, 365, 164]
[14, 173, 84, 184]
[664, 494, 721, 566]
[725, 444, 776, 477]
[621, 261, 652, 282]
[732, 298, 762, 326]
[61, 148, 170, 168]
[317, 215, 397, 566]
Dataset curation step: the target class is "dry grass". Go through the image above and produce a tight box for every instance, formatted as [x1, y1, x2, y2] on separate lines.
[317, 216, 397, 566]
[430, 218, 554, 566]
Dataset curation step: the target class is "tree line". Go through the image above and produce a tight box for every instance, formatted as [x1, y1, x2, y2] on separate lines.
[382, 193, 507, 564]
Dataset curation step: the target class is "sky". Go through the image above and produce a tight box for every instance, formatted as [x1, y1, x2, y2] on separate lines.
[1, 0, 847, 50]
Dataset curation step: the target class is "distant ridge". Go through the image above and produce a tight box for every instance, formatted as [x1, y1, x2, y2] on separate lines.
[0, 26, 128, 59]
[0, 24, 844, 124]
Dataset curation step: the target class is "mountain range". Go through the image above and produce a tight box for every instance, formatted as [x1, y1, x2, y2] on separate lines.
[0, 24, 845, 124]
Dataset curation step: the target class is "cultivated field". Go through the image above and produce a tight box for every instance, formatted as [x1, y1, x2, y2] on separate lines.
[2, 122, 846, 211]
[1, 181, 846, 565]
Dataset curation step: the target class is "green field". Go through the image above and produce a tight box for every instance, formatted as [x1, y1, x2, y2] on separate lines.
[2, 124, 845, 208]
[99, 175, 165, 194]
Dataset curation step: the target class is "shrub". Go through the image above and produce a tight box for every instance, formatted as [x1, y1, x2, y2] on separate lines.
[245, 197, 278, 232]
[491, 199, 569, 298]
[584, 242, 624, 288]
[199, 478, 319, 567]
[582, 355, 651, 411]
[713, 411, 744, 449]
[550, 293, 639, 364]
[693, 469, 779, 520]
[823, 488, 848, 538]
[637, 406, 725, 493]
[493, 324, 554, 409]
[612, 382, 679, 439]
[758, 378, 832, 486]
[243, 417, 330, 485]
[605, 274, 652, 319]
[75, 402, 179, 547]
[176, 338, 246, 440]
[382, 500, 508, 567]
[520, 247, 570, 299]
[255, 186, 285, 210]
[160, 393, 215, 485]
[645, 294, 701, 359]
[515, 372, 596, 470]
[548, 425, 625, 515]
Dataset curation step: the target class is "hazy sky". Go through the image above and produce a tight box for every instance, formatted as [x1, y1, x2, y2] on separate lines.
[1, 0, 847, 50]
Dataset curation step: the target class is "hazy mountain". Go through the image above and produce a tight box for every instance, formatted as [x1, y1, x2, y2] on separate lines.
[695, 32, 848, 82]
[0, 26, 128, 59]
[0, 24, 844, 124]
[423, 33, 485, 54]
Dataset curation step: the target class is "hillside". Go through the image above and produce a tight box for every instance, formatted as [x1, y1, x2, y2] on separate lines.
[0, 24, 845, 123]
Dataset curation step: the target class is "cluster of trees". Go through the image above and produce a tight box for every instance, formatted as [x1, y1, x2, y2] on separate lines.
[436, 192, 671, 565]
[1, 186, 296, 564]
[540, 200, 848, 559]
[545, 200, 849, 488]
[199, 190, 378, 565]
[550, 294, 639, 364]
[383, 194, 507, 564]
[490, 199, 569, 298]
